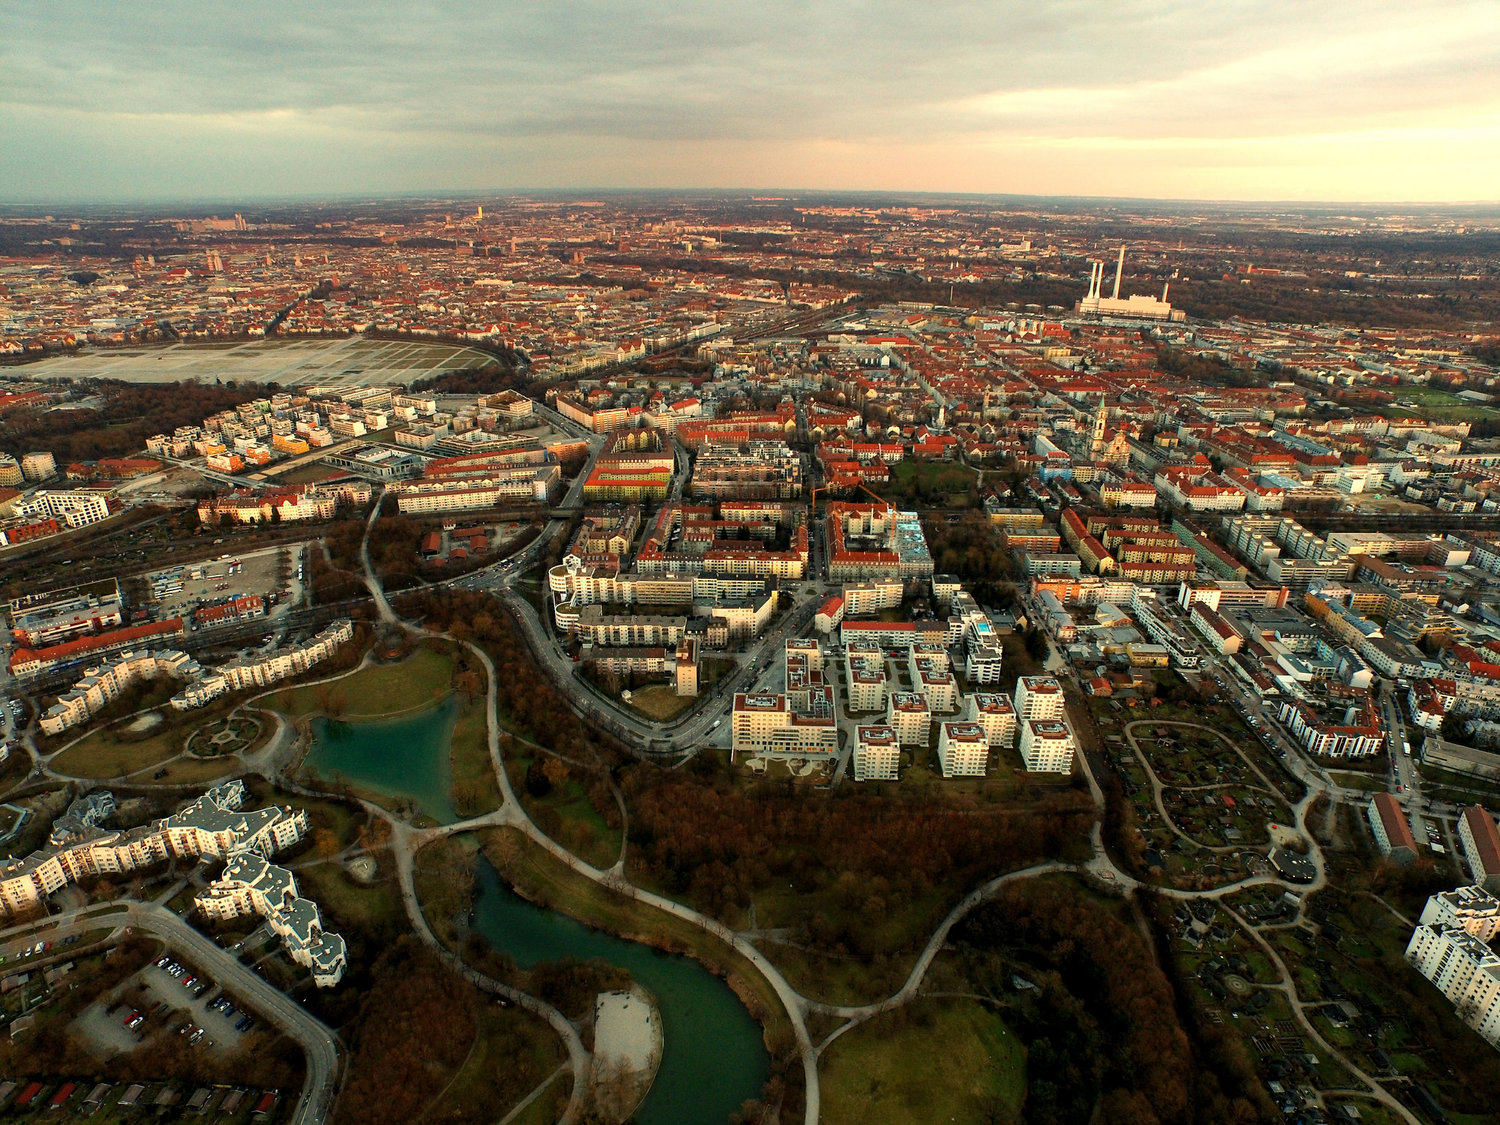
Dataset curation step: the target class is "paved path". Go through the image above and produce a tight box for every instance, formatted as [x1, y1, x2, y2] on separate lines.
[359, 493, 399, 625]
[464, 637, 822, 1125]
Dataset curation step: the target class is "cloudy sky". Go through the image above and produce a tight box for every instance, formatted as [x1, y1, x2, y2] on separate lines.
[3, 1, 1498, 203]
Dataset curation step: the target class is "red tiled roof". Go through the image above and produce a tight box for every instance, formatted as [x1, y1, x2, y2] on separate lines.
[9, 618, 185, 671]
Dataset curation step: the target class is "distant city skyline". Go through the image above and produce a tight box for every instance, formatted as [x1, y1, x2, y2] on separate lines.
[3, 1, 1499, 205]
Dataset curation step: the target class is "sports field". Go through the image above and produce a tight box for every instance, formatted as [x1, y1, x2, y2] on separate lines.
[12, 336, 494, 388]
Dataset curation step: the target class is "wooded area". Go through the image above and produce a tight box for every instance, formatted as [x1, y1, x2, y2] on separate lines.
[954, 879, 1274, 1125]
[335, 937, 481, 1125]
[0, 381, 264, 463]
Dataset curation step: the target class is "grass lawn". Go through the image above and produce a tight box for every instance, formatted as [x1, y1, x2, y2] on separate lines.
[268, 462, 342, 486]
[50, 723, 183, 778]
[505, 751, 621, 870]
[131, 756, 242, 785]
[294, 860, 400, 932]
[820, 998, 1025, 1125]
[625, 682, 694, 722]
[422, 1000, 566, 1122]
[266, 646, 454, 719]
[1329, 770, 1388, 793]
[881, 460, 981, 507]
[509, 1073, 572, 1125]
[449, 689, 501, 818]
[1388, 385, 1500, 423]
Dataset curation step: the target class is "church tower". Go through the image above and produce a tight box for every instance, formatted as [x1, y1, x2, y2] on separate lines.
[1090, 394, 1108, 459]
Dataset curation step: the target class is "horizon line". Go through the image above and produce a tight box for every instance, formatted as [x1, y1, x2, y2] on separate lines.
[2, 187, 1500, 213]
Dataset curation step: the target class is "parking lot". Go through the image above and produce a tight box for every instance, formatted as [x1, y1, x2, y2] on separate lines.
[76, 957, 251, 1061]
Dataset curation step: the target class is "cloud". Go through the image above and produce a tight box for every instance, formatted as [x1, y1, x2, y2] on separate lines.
[1, 1, 1497, 200]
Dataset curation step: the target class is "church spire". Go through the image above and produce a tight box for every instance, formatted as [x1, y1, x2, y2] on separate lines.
[1090, 394, 1108, 458]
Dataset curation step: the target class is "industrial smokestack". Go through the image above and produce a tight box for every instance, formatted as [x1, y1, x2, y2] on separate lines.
[1113, 246, 1125, 300]
[1162, 282, 1170, 302]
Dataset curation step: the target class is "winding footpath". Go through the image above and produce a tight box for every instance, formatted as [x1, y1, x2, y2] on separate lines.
[352, 503, 822, 1125]
[347, 500, 1420, 1125]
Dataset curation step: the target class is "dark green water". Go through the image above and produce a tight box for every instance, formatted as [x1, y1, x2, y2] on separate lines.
[306, 697, 460, 823]
[472, 857, 771, 1124]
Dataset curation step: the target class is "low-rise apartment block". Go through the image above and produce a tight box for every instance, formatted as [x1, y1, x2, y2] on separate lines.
[937, 721, 988, 778]
[0, 781, 305, 919]
[731, 691, 837, 759]
[1020, 718, 1076, 773]
[853, 724, 900, 782]
[196, 852, 347, 987]
[887, 691, 932, 747]
[1368, 792, 1418, 863]
[841, 579, 903, 617]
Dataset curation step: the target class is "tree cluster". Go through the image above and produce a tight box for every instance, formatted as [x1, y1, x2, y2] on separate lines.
[335, 937, 481, 1125]
[0, 380, 265, 463]
[620, 767, 1093, 945]
[920, 515, 1017, 607]
[955, 879, 1271, 1125]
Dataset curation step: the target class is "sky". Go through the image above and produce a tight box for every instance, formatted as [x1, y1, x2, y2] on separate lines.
[3, 1, 1499, 204]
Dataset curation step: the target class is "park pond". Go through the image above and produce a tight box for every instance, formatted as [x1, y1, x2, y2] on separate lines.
[305, 697, 459, 823]
[307, 693, 772, 1119]
[472, 857, 770, 1125]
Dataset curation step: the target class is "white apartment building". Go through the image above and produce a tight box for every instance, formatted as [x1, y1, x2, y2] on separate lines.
[1406, 916, 1500, 1047]
[1020, 718, 1077, 773]
[853, 725, 900, 782]
[20, 451, 56, 481]
[730, 693, 838, 759]
[196, 853, 347, 988]
[965, 693, 1017, 748]
[17, 489, 113, 528]
[966, 642, 1005, 686]
[937, 721, 989, 778]
[0, 781, 307, 919]
[910, 656, 958, 713]
[390, 464, 559, 513]
[842, 579, 903, 617]
[573, 608, 686, 646]
[785, 638, 824, 671]
[1420, 886, 1500, 942]
[40, 649, 204, 736]
[40, 620, 354, 735]
[844, 650, 888, 713]
[887, 691, 932, 747]
[1461, 806, 1500, 895]
[1015, 676, 1065, 723]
